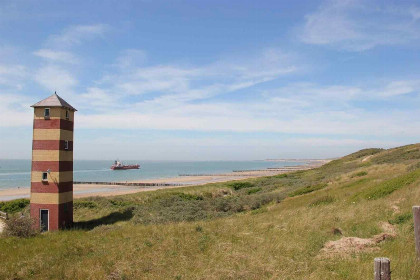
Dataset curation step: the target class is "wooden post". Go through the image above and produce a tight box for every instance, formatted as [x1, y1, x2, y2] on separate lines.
[413, 206, 420, 259]
[374, 258, 391, 280]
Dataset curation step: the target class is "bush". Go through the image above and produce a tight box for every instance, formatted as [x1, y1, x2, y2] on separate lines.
[109, 199, 133, 207]
[3, 215, 38, 238]
[74, 201, 98, 209]
[247, 187, 262, 195]
[229, 182, 254, 190]
[0, 199, 30, 213]
[351, 171, 368, 178]
[132, 192, 285, 225]
[289, 183, 327, 197]
[176, 193, 203, 200]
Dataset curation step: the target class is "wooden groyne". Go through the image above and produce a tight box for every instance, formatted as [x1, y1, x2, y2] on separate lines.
[232, 168, 311, 172]
[73, 181, 184, 187]
[178, 174, 252, 177]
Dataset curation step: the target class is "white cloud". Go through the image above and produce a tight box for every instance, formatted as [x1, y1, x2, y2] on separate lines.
[80, 48, 298, 112]
[34, 49, 79, 64]
[67, 77, 420, 140]
[0, 94, 32, 127]
[34, 65, 78, 92]
[0, 64, 27, 90]
[300, 0, 420, 51]
[115, 49, 147, 69]
[47, 24, 108, 48]
[379, 80, 420, 97]
[73, 133, 403, 160]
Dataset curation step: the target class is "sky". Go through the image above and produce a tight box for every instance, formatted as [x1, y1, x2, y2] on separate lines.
[0, 0, 420, 160]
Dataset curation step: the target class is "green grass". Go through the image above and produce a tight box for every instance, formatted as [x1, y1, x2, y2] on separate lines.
[359, 168, 420, 200]
[389, 212, 413, 225]
[1, 143, 420, 279]
[288, 183, 327, 197]
[308, 195, 335, 207]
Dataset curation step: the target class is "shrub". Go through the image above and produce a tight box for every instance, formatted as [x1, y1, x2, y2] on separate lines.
[351, 171, 368, 178]
[247, 187, 262, 195]
[309, 195, 335, 207]
[176, 193, 203, 200]
[289, 183, 327, 197]
[109, 199, 133, 207]
[229, 182, 254, 190]
[0, 199, 30, 213]
[132, 192, 285, 225]
[3, 215, 38, 238]
[74, 201, 98, 209]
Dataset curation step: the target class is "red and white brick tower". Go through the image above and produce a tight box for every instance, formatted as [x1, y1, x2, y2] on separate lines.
[30, 93, 76, 231]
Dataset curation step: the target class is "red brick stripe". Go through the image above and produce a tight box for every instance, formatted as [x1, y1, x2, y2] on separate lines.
[31, 181, 73, 193]
[30, 202, 73, 231]
[32, 140, 73, 151]
[31, 161, 73, 172]
[33, 119, 73, 131]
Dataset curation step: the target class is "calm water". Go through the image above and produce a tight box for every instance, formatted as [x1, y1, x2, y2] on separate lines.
[0, 159, 306, 189]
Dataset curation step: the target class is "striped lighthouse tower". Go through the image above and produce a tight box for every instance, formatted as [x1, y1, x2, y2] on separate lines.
[30, 93, 76, 231]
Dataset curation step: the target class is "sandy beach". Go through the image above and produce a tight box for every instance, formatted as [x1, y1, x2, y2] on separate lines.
[0, 161, 329, 201]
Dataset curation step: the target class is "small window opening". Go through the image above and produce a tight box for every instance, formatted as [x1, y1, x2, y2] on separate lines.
[44, 108, 50, 118]
[64, 140, 69, 150]
[65, 110, 69, 120]
[42, 172, 48, 181]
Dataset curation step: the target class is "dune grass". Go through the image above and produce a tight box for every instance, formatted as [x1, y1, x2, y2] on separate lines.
[1, 143, 420, 279]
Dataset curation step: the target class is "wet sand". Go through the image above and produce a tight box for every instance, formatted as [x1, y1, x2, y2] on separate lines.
[0, 161, 328, 201]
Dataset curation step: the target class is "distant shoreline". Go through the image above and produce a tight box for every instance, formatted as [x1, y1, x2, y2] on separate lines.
[0, 160, 330, 201]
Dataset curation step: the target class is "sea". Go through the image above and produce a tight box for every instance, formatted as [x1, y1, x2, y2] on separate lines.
[0, 159, 307, 189]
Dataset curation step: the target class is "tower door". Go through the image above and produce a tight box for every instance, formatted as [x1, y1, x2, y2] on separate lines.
[40, 209, 49, 232]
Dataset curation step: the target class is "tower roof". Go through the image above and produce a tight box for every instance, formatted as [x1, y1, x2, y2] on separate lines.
[31, 92, 77, 111]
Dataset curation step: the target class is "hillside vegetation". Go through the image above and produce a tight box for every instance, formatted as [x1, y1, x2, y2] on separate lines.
[1, 144, 420, 279]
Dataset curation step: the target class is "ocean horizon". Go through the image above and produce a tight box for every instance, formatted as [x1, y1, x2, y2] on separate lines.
[0, 159, 308, 189]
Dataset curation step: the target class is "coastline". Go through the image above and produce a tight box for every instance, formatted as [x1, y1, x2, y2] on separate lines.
[0, 160, 329, 201]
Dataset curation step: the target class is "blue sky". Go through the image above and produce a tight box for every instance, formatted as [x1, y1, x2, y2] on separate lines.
[0, 0, 420, 160]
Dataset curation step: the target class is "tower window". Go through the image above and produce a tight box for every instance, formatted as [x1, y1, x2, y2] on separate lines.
[64, 140, 69, 150]
[44, 108, 50, 118]
[65, 110, 69, 120]
[42, 172, 48, 181]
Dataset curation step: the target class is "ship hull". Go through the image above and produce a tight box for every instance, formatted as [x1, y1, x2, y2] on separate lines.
[111, 165, 140, 170]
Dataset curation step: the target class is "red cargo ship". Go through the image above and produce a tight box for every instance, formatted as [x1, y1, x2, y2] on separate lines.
[111, 160, 140, 170]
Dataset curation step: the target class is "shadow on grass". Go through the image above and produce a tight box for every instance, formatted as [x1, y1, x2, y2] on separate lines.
[72, 208, 134, 230]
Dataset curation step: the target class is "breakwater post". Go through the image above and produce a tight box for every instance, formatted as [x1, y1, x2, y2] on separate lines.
[73, 181, 184, 187]
[413, 206, 420, 259]
[374, 257, 391, 280]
